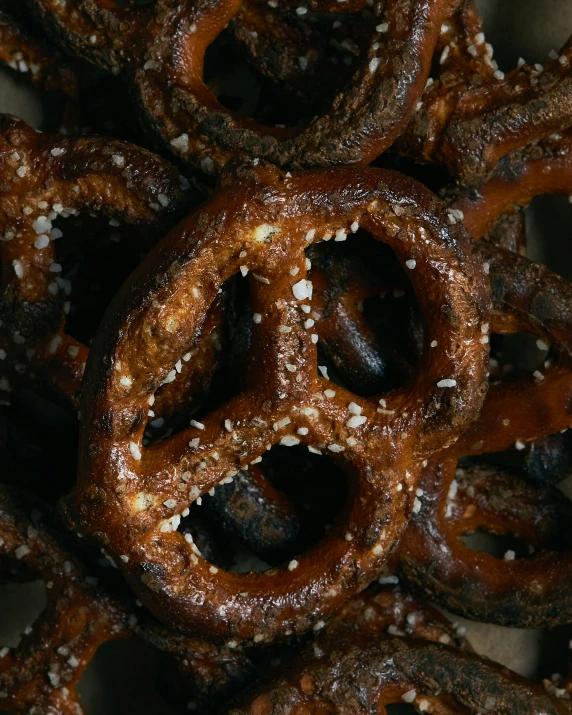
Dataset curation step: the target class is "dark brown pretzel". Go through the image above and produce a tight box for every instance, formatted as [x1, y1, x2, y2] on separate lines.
[0, 1, 77, 96]
[226, 632, 569, 714]
[151, 582, 473, 713]
[0, 484, 128, 713]
[0, 115, 187, 413]
[26, 0, 453, 174]
[398, 242, 572, 627]
[398, 1, 572, 185]
[64, 161, 489, 643]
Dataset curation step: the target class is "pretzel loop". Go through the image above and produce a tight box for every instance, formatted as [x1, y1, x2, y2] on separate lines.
[65, 163, 489, 643]
[0, 115, 182, 409]
[27, 0, 453, 172]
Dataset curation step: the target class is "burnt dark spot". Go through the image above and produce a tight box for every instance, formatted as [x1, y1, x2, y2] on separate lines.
[138, 561, 167, 592]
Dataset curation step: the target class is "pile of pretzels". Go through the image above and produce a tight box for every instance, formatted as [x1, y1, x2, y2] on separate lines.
[0, 1, 571, 712]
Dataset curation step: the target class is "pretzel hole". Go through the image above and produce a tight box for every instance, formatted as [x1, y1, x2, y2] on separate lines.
[56, 219, 148, 347]
[253, 445, 347, 545]
[205, 38, 262, 119]
[77, 638, 180, 715]
[385, 705, 419, 714]
[205, 12, 368, 131]
[3, 393, 77, 498]
[525, 195, 572, 282]
[182, 446, 347, 571]
[458, 529, 530, 560]
[488, 332, 550, 383]
[0, 580, 46, 648]
[307, 234, 418, 395]
[205, 36, 323, 128]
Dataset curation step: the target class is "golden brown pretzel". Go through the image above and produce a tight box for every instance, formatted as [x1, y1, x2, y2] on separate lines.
[0, 115, 186, 412]
[26, 0, 454, 174]
[398, 1, 572, 185]
[64, 161, 490, 644]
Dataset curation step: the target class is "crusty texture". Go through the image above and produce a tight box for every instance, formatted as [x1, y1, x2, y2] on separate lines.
[398, 243, 572, 627]
[26, 0, 453, 173]
[0, 1, 77, 96]
[225, 634, 569, 714]
[397, 1, 572, 185]
[64, 160, 490, 644]
[0, 484, 128, 714]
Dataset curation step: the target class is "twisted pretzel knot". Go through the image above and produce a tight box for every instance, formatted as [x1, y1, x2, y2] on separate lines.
[26, 0, 453, 173]
[399, 1, 572, 184]
[64, 161, 489, 643]
[0, 115, 186, 411]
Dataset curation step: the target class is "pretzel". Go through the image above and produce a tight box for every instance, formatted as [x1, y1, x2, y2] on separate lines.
[226, 632, 569, 714]
[398, 242, 572, 627]
[0, 484, 129, 713]
[0, 115, 190, 414]
[159, 581, 474, 713]
[26, 0, 454, 174]
[398, 2, 572, 185]
[216, 132, 572, 625]
[200, 232, 572, 616]
[148, 581, 472, 712]
[0, 1, 77, 96]
[62, 161, 489, 643]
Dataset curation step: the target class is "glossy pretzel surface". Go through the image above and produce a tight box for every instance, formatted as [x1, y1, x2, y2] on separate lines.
[66, 161, 490, 643]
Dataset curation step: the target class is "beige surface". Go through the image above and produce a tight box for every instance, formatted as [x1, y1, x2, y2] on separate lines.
[0, 1, 571, 711]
